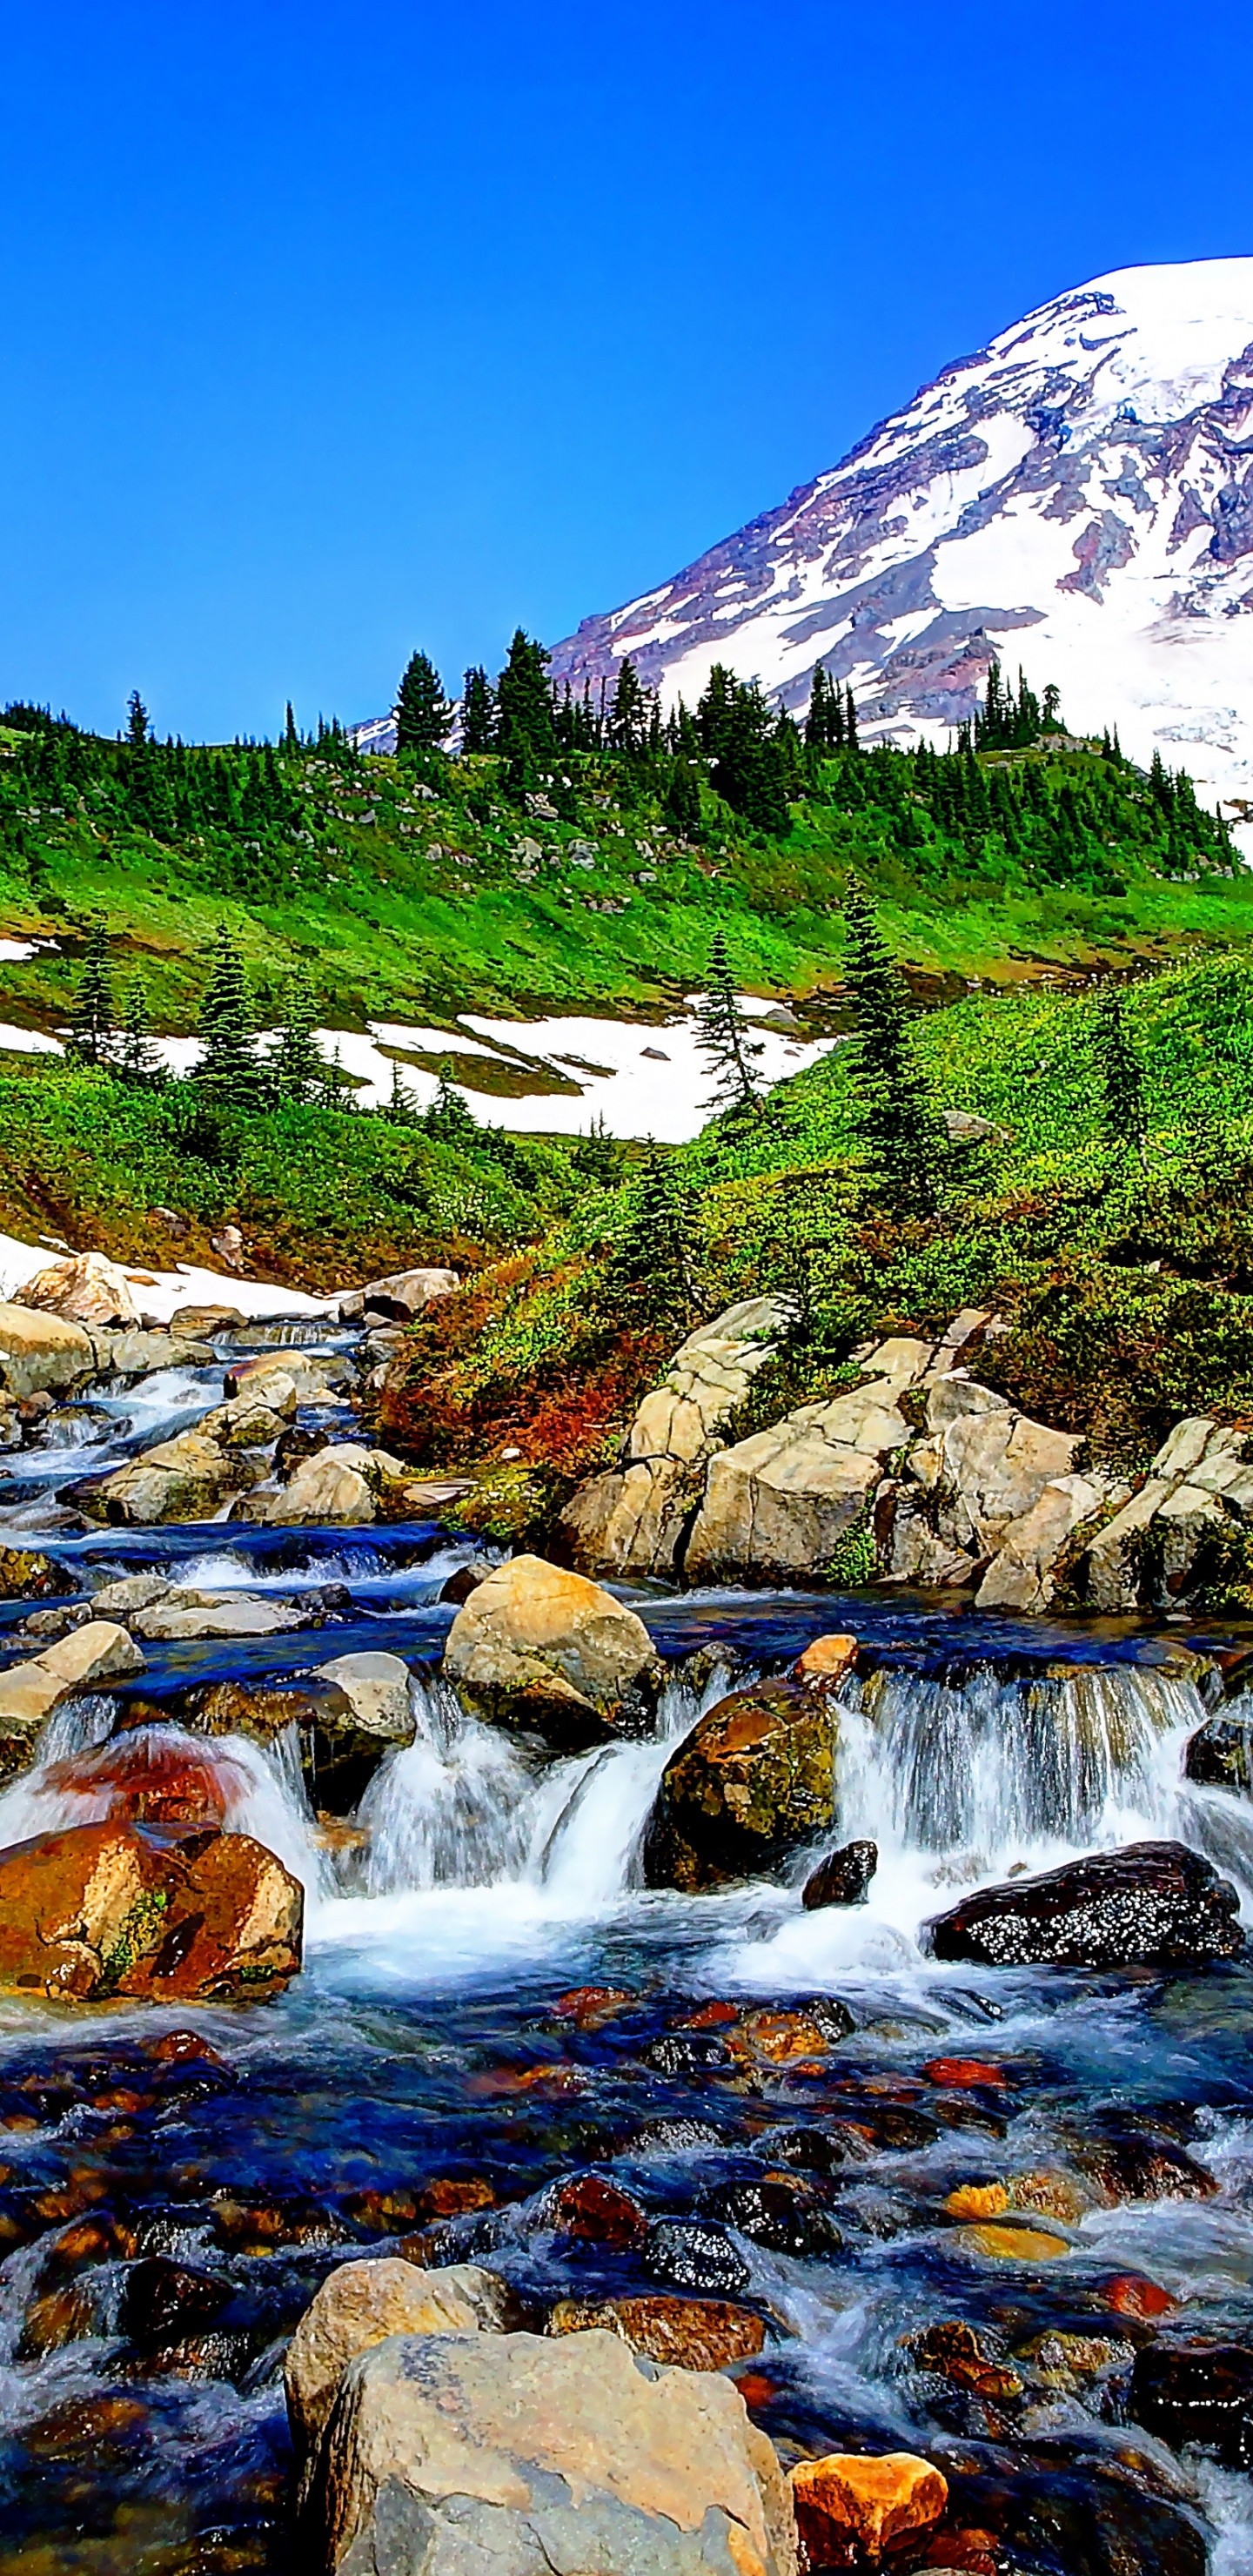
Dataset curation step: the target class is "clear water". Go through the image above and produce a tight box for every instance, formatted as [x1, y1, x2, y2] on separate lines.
[0, 1329, 1252, 2574]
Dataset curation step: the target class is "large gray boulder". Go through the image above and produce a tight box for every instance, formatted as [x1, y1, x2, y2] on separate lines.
[890, 1374, 1122, 1610]
[0, 1301, 96, 1400]
[1082, 1419, 1253, 1612]
[87, 1429, 264, 1525]
[305, 2325, 796, 2576]
[561, 1296, 792, 1580]
[16, 1250, 140, 1330]
[684, 1337, 934, 1585]
[285, 2258, 507, 2459]
[444, 1554, 661, 1750]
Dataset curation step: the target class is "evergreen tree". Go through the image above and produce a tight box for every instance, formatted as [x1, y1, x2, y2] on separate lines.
[425, 1063, 479, 1144]
[695, 927, 766, 1118]
[461, 666, 497, 754]
[495, 629, 555, 786]
[384, 1052, 420, 1124]
[570, 1111, 621, 1186]
[607, 1140, 700, 1325]
[69, 915, 115, 1067]
[117, 976, 164, 1084]
[285, 701, 298, 749]
[1096, 982, 1145, 1161]
[196, 924, 258, 1108]
[127, 689, 149, 746]
[608, 657, 648, 756]
[844, 687, 859, 752]
[394, 650, 452, 758]
[664, 758, 703, 839]
[272, 966, 324, 1102]
[841, 876, 943, 1211]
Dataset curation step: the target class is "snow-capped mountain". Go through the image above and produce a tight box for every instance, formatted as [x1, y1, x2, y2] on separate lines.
[551, 258, 1253, 828]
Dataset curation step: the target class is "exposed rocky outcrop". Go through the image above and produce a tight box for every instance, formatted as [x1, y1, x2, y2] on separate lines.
[925, 1841, 1243, 1969]
[444, 1553, 661, 1750]
[0, 1819, 302, 2000]
[304, 2323, 796, 2576]
[337, 1266, 459, 1324]
[559, 1296, 792, 1579]
[643, 1678, 838, 1890]
[1081, 1418, 1253, 1611]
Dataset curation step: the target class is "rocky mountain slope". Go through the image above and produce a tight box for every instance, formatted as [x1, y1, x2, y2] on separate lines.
[551, 258, 1253, 835]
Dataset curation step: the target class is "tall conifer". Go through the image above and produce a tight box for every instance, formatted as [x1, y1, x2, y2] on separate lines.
[197, 925, 258, 1108]
[841, 876, 942, 1211]
[695, 927, 765, 1118]
[69, 916, 115, 1067]
[394, 651, 452, 757]
[272, 966, 324, 1102]
[117, 976, 163, 1084]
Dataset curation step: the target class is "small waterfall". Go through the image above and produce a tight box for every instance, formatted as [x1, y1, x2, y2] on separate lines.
[835, 1660, 1203, 1877]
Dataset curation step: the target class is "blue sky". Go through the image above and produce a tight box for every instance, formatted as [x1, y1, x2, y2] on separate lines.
[1, 0, 1250, 741]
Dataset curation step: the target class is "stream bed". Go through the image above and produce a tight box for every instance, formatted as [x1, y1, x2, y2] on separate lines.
[2, 1320, 1253, 2575]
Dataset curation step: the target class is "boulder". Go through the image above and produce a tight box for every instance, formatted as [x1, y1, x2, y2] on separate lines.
[643, 1680, 835, 1891]
[925, 1841, 1243, 1970]
[790, 2452, 947, 2565]
[305, 2325, 796, 2576]
[1129, 2340, 1253, 2468]
[90, 1572, 171, 1615]
[87, 1430, 261, 1525]
[1185, 1714, 1253, 1794]
[103, 1330, 217, 1377]
[224, 1350, 352, 1405]
[285, 2257, 505, 2456]
[802, 1838, 878, 1909]
[338, 1267, 458, 1324]
[198, 1392, 293, 1448]
[16, 1251, 140, 1330]
[975, 1470, 1111, 1612]
[314, 1653, 414, 1741]
[0, 1301, 95, 1400]
[684, 1338, 935, 1586]
[0, 1618, 145, 1740]
[264, 1446, 379, 1526]
[166, 1304, 248, 1338]
[444, 1554, 661, 1750]
[132, 1591, 307, 1640]
[560, 1297, 793, 1579]
[546, 2296, 766, 2371]
[0, 1548, 75, 1602]
[185, 1675, 355, 1748]
[1082, 1419, 1253, 1612]
[0, 1820, 302, 2000]
[793, 1633, 859, 1688]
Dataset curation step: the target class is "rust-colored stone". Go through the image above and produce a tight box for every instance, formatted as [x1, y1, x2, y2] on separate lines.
[0, 1820, 301, 2003]
[550, 1984, 635, 2028]
[545, 2172, 647, 2248]
[1102, 2271, 1178, 2319]
[546, 2293, 767, 2371]
[791, 2451, 948, 2564]
[792, 1633, 859, 1688]
[922, 2057, 1008, 2090]
[42, 1734, 243, 1833]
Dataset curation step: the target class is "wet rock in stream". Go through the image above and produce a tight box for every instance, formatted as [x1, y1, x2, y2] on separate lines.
[0, 1818, 303, 2000]
[642, 1679, 836, 1891]
[925, 1840, 1244, 1969]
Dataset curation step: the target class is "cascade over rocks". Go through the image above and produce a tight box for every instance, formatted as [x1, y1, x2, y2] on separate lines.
[0, 1819, 303, 2000]
[643, 1678, 837, 1890]
[925, 1841, 1244, 1969]
[443, 1553, 662, 1750]
[301, 2323, 796, 2576]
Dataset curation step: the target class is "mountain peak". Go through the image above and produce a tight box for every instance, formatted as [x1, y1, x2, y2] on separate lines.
[551, 256, 1253, 834]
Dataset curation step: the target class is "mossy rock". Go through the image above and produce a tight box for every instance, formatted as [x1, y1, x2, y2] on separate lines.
[642, 1679, 836, 1891]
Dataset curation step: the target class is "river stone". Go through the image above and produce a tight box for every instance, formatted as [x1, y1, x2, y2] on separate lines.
[307, 2326, 796, 2576]
[790, 2453, 947, 2564]
[559, 1297, 793, 1580]
[166, 1304, 248, 1338]
[104, 1329, 217, 1377]
[198, 1393, 293, 1447]
[1185, 1714, 1253, 1794]
[924, 1841, 1244, 1969]
[1129, 2340, 1253, 2467]
[265, 1446, 379, 1525]
[0, 1301, 96, 1400]
[88, 1430, 261, 1525]
[0, 1548, 75, 1602]
[643, 1680, 835, 1891]
[315, 1653, 414, 1740]
[546, 2296, 767, 2372]
[17, 1251, 140, 1331]
[0, 1616, 146, 1740]
[132, 1593, 307, 1641]
[802, 1838, 878, 1909]
[224, 1351, 349, 1404]
[443, 1554, 662, 1751]
[0, 1819, 302, 2001]
[285, 2257, 505, 2456]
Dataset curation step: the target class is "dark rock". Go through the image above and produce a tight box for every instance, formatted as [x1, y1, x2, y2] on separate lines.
[924, 1841, 1243, 1970]
[117, 2256, 231, 2345]
[1185, 1714, 1253, 1794]
[644, 2218, 751, 2297]
[642, 2033, 730, 2079]
[1077, 2130, 1218, 2205]
[545, 2292, 766, 2371]
[701, 2171, 842, 2257]
[642, 1679, 835, 1892]
[1129, 2340, 1253, 2466]
[439, 1562, 491, 1607]
[621, 2119, 727, 2157]
[754, 2123, 874, 2174]
[540, 2172, 647, 2249]
[801, 1838, 878, 1909]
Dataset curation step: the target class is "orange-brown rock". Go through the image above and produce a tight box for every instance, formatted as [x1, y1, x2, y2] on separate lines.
[18, 2282, 97, 2358]
[143, 2029, 229, 2068]
[550, 1984, 635, 2028]
[546, 2293, 767, 2371]
[41, 1733, 245, 1834]
[922, 2057, 1008, 2090]
[792, 1633, 859, 1689]
[0, 1820, 302, 2002]
[345, 2177, 497, 2235]
[791, 2451, 948, 2564]
[729, 2000, 854, 2068]
[943, 2183, 1009, 2221]
[545, 2172, 647, 2247]
[643, 1679, 835, 1892]
[1101, 2271, 1178, 2319]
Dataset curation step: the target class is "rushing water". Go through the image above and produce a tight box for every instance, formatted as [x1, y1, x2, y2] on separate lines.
[2, 1324, 1253, 2573]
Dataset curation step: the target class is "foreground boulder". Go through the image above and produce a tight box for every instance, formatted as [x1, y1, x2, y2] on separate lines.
[86, 1430, 263, 1525]
[16, 1250, 140, 1330]
[305, 2324, 796, 2576]
[0, 1820, 302, 2000]
[644, 1680, 835, 1890]
[338, 1266, 458, 1324]
[285, 2257, 508, 2457]
[925, 1841, 1243, 1970]
[790, 2452, 947, 2565]
[0, 1300, 95, 1400]
[260, 1444, 404, 1526]
[560, 1296, 793, 1580]
[444, 1554, 662, 1750]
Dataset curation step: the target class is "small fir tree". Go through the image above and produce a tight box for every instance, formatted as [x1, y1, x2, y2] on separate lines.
[394, 651, 452, 757]
[664, 759, 702, 840]
[126, 689, 149, 746]
[117, 976, 164, 1084]
[460, 666, 497, 754]
[694, 927, 765, 1119]
[607, 1141, 700, 1325]
[197, 924, 258, 1109]
[1096, 982, 1145, 1162]
[570, 1112, 621, 1186]
[425, 1063, 479, 1144]
[272, 966, 324, 1102]
[841, 876, 943, 1211]
[69, 916, 115, 1067]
